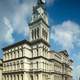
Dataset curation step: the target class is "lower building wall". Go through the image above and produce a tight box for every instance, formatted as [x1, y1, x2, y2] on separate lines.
[0, 69, 2, 80]
[3, 73, 24, 80]
[54, 74, 62, 80]
[2, 73, 72, 80]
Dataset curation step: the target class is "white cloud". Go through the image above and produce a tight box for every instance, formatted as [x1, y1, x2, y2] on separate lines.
[50, 20, 80, 51]
[71, 52, 80, 80]
[12, 0, 37, 37]
[0, 0, 37, 45]
[0, 0, 55, 44]
[73, 65, 80, 80]
[0, 17, 14, 44]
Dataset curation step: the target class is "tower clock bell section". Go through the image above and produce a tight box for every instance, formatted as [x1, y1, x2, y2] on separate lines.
[29, 0, 50, 58]
[29, 0, 49, 43]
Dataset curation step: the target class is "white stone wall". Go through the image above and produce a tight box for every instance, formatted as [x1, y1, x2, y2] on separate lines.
[0, 66, 2, 80]
[2, 42, 73, 80]
[32, 43, 49, 58]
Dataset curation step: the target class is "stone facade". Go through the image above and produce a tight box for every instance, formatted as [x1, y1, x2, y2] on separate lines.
[0, 59, 3, 80]
[2, 0, 73, 80]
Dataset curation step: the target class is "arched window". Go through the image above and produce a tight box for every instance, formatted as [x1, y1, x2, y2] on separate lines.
[35, 29, 36, 39]
[3, 64, 6, 71]
[42, 28, 44, 37]
[11, 53, 12, 59]
[45, 31, 48, 40]
[19, 49, 23, 57]
[7, 75, 9, 80]
[36, 74, 38, 80]
[36, 61, 38, 70]
[14, 62, 16, 71]
[37, 45, 38, 56]
[43, 46, 45, 56]
[7, 53, 9, 60]
[17, 61, 20, 70]
[20, 60, 23, 69]
[37, 27, 39, 38]
[18, 50, 19, 58]
[14, 52, 16, 58]
[30, 75, 33, 80]
[10, 63, 12, 71]
[32, 30, 34, 39]
[43, 62, 44, 70]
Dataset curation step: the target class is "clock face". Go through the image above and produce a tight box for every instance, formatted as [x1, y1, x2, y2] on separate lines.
[41, 0, 45, 3]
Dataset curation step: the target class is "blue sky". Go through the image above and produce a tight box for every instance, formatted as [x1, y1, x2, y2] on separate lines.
[0, 0, 80, 80]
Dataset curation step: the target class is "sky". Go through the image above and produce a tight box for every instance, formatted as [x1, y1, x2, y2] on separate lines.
[0, 0, 80, 80]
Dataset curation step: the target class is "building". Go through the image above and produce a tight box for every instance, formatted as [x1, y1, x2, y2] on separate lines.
[0, 59, 3, 80]
[2, 0, 73, 80]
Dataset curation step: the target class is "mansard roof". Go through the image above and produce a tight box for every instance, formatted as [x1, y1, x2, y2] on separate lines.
[2, 40, 31, 51]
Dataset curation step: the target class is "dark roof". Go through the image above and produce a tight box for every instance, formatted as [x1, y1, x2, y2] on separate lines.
[2, 40, 31, 51]
[69, 59, 73, 63]
[59, 50, 69, 57]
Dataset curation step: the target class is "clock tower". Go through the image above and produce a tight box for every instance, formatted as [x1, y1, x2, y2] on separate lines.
[29, 0, 50, 57]
[29, 0, 49, 43]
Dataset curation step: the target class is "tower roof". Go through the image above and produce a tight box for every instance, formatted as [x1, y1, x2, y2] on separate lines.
[36, 0, 45, 9]
[37, 0, 45, 5]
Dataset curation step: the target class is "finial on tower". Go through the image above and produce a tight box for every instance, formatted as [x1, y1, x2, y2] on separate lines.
[37, 0, 45, 4]
[37, 0, 46, 8]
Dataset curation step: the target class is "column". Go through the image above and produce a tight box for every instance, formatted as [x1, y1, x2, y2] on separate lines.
[8, 53, 10, 60]
[2, 75, 5, 80]
[6, 54, 8, 60]
[8, 75, 10, 80]
[9, 53, 11, 60]
[38, 73, 43, 80]
[3, 54, 5, 61]
[16, 75, 18, 80]
[7, 75, 8, 80]
[19, 74, 21, 80]
[12, 75, 14, 80]
[7, 53, 9, 60]
[16, 51, 18, 58]
[23, 72, 26, 80]
[19, 50, 22, 57]
[5, 75, 7, 80]
[14, 75, 16, 80]
[24, 73, 29, 80]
